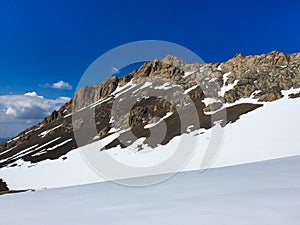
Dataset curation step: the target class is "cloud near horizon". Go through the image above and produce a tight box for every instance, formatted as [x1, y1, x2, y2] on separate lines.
[0, 92, 70, 137]
[42, 80, 73, 90]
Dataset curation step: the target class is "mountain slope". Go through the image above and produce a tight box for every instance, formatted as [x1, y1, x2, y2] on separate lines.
[0, 51, 299, 190]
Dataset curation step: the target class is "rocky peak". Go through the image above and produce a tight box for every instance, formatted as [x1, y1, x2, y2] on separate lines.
[254, 51, 290, 66]
[131, 60, 184, 81]
[159, 55, 188, 68]
[233, 52, 244, 59]
[0, 51, 299, 157]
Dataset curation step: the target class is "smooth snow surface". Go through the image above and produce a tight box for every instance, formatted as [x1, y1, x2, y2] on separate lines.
[1, 156, 300, 225]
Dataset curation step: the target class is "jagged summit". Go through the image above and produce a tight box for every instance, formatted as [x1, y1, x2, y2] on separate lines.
[233, 52, 244, 59]
[157, 55, 190, 68]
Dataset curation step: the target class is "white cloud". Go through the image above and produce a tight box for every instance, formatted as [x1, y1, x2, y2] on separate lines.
[0, 92, 71, 137]
[52, 81, 72, 90]
[24, 91, 44, 98]
[0, 93, 70, 120]
[5, 107, 17, 117]
[42, 81, 72, 90]
[24, 91, 37, 97]
[57, 96, 72, 102]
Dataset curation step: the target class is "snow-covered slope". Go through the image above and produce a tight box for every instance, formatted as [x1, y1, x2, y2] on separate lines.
[1, 155, 300, 225]
[1, 95, 299, 190]
[0, 52, 299, 190]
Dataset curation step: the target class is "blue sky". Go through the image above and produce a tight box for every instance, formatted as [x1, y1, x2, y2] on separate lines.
[0, 0, 300, 137]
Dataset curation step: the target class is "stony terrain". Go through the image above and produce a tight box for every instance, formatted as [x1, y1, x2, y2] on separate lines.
[0, 51, 299, 172]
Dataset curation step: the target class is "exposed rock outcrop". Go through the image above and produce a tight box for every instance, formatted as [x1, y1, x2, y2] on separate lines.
[0, 179, 9, 192]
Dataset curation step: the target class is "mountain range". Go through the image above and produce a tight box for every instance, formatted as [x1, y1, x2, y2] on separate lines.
[0, 51, 299, 191]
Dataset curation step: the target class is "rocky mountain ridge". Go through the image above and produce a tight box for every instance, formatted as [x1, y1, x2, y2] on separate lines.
[0, 51, 299, 169]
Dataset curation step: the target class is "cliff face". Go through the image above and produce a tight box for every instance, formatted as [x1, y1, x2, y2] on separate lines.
[0, 51, 299, 168]
[73, 76, 119, 111]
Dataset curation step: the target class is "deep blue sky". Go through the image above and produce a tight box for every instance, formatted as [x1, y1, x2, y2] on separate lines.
[0, 0, 300, 137]
[1, 0, 300, 98]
